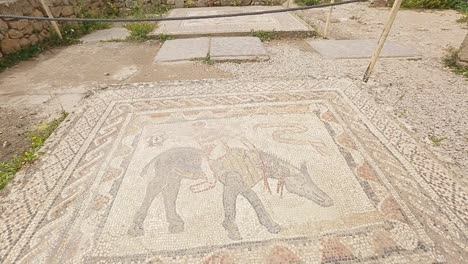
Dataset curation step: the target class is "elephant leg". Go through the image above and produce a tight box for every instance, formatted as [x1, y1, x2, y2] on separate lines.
[128, 175, 166, 237]
[163, 177, 184, 233]
[222, 172, 243, 241]
[240, 188, 281, 234]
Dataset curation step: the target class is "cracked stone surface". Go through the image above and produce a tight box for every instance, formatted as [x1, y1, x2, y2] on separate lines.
[0, 79, 466, 263]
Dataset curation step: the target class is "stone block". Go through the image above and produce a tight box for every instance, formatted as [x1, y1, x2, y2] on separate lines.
[22, 25, 34, 35]
[175, 0, 184, 7]
[308, 39, 420, 59]
[153, 6, 312, 37]
[125, 0, 136, 8]
[210, 37, 269, 62]
[8, 29, 23, 39]
[0, 20, 8, 31]
[51, 7, 62, 17]
[61, 6, 75, 17]
[1, 38, 21, 54]
[32, 22, 43, 32]
[29, 34, 39, 45]
[32, 9, 44, 17]
[80, 28, 130, 43]
[9, 20, 29, 30]
[155, 38, 210, 63]
[19, 37, 30, 48]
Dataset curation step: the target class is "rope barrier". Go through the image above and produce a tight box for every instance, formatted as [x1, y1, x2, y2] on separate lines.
[0, 0, 367, 22]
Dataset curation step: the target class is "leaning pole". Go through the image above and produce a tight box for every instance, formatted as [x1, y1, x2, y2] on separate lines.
[363, 0, 403, 82]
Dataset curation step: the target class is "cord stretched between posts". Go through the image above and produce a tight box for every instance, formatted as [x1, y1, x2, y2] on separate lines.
[0, 0, 367, 22]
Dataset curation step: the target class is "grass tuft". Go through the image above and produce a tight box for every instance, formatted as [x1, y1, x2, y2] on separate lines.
[158, 33, 175, 42]
[429, 135, 447, 146]
[295, 0, 321, 6]
[0, 112, 68, 191]
[251, 30, 277, 42]
[125, 22, 157, 42]
[443, 48, 468, 78]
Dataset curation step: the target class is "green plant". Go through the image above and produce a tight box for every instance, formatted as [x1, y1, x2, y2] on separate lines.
[251, 30, 277, 42]
[443, 48, 468, 78]
[147, 4, 171, 16]
[185, 0, 197, 7]
[158, 33, 175, 42]
[457, 15, 468, 23]
[296, 0, 321, 6]
[125, 22, 157, 41]
[131, 1, 145, 18]
[231, 0, 242, 6]
[429, 135, 447, 146]
[202, 54, 214, 65]
[396, 0, 468, 10]
[0, 112, 68, 190]
[103, 0, 121, 17]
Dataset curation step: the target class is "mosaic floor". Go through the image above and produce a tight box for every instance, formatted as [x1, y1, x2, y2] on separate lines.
[0, 79, 466, 263]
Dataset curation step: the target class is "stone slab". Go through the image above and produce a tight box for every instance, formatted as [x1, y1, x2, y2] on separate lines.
[210, 37, 269, 61]
[308, 39, 420, 59]
[154, 37, 210, 63]
[1, 79, 464, 263]
[152, 6, 312, 37]
[79, 28, 130, 43]
[155, 37, 269, 63]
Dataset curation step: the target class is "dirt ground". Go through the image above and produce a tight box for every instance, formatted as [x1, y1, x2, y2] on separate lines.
[0, 40, 228, 163]
[1, 3, 467, 187]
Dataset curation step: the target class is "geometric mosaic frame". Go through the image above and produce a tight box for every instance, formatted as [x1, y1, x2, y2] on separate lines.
[0, 79, 466, 263]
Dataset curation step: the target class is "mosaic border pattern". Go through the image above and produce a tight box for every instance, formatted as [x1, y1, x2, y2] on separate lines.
[77, 100, 432, 262]
[0, 79, 466, 263]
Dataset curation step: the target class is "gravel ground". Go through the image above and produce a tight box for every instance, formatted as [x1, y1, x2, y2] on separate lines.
[215, 4, 468, 187]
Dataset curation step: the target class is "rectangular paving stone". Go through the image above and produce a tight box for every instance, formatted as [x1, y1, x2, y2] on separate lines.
[154, 37, 210, 63]
[152, 6, 312, 37]
[308, 39, 420, 59]
[210, 37, 269, 62]
[1, 79, 463, 263]
[79, 28, 130, 43]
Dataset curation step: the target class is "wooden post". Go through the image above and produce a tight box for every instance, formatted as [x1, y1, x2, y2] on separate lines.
[39, 0, 62, 39]
[323, 0, 335, 39]
[363, 0, 403, 82]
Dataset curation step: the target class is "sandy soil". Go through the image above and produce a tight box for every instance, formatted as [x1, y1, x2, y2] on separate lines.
[0, 40, 228, 163]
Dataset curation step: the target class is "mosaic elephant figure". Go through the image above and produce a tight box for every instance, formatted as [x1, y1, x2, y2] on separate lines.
[128, 147, 333, 240]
